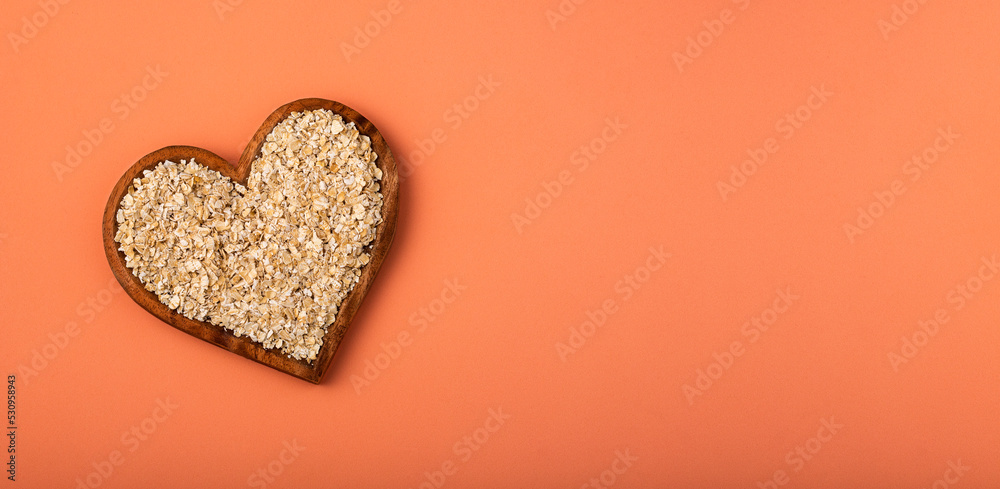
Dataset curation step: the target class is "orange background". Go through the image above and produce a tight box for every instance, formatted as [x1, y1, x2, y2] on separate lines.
[1, 0, 999, 487]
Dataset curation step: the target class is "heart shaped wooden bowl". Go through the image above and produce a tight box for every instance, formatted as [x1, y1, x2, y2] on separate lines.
[101, 98, 398, 383]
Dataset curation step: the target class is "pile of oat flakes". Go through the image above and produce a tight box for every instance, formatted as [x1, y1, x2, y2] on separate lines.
[114, 109, 383, 361]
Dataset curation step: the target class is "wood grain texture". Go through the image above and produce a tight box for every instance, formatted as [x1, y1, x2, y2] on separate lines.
[101, 99, 398, 383]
